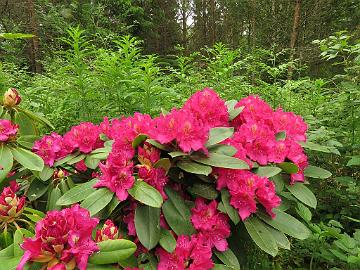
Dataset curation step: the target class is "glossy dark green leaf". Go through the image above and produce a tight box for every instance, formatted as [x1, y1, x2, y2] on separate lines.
[286, 183, 317, 208]
[191, 152, 249, 170]
[0, 230, 13, 248]
[296, 202, 312, 222]
[84, 155, 100, 169]
[187, 183, 218, 200]
[153, 158, 171, 173]
[162, 187, 196, 236]
[17, 135, 38, 149]
[221, 189, 240, 225]
[206, 127, 234, 146]
[146, 139, 171, 151]
[264, 225, 290, 250]
[214, 248, 240, 269]
[135, 205, 160, 250]
[159, 229, 176, 253]
[277, 162, 298, 174]
[80, 188, 114, 216]
[208, 144, 237, 156]
[132, 134, 148, 148]
[39, 165, 54, 181]
[88, 239, 137, 264]
[10, 146, 44, 171]
[168, 151, 187, 158]
[15, 112, 36, 135]
[255, 166, 282, 178]
[47, 186, 62, 210]
[128, 181, 163, 208]
[304, 165, 332, 179]
[0, 145, 13, 182]
[257, 209, 311, 240]
[177, 160, 212, 176]
[57, 178, 97, 205]
[27, 178, 49, 201]
[243, 216, 278, 257]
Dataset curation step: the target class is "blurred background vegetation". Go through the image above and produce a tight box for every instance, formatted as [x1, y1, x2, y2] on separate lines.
[0, 0, 359, 269]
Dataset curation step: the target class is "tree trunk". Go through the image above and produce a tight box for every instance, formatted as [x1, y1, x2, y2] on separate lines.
[181, 0, 188, 51]
[250, 0, 256, 49]
[210, 0, 216, 45]
[27, 0, 42, 73]
[288, 0, 302, 79]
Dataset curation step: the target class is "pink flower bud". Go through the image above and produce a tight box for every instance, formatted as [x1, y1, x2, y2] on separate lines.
[95, 220, 120, 242]
[3, 88, 21, 107]
[0, 181, 25, 224]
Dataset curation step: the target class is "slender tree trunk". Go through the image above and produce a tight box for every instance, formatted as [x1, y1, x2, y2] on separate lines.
[250, 0, 256, 49]
[181, 0, 188, 52]
[27, 0, 41, 73]
[288, 0, 302, 79]
[210, 0, 216, 45]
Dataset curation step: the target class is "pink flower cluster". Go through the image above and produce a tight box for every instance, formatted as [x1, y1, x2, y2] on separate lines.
[216, 169, 280, 220]
[33, 122, 103, 166]
[0, 119, 18, 142]
[191, 198, 230, 251]
[0, 181, 25, 224]
[157, 235, 213, 270]
[149, 88, 228, 153]
[17, 204, 99, 270]
[230, 96, 308, 182]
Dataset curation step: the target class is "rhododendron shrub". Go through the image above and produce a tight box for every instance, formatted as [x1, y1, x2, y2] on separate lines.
[0, 88, 333, 269]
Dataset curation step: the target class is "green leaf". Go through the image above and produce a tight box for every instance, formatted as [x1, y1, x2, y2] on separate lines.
[27, 178, 49, 201]
[206, 127, 234, 146]
[177, 160, 212, 176]
[53, 153, 78, 167]
[10, 146, 44, 171]
[153, 158, 171, 173]
[0, 230, 13, 248]
[277, 162, 298, 174]
[162, 187, 196, 236]
[17, 135, 38, 149]
[264, 225, 290, 250]
[88, 239, 137, 264]
[286, 183, 317, 208]
[39, 165, 54, 181]
[299, 141, 339, 155]
[221, 189, 240, 225]
[159, 229, 176, 253]
[275, 131, 286, 141]
[296, 202, 312, 222]
[146, 139, 171, 151]
[257, 209, 311, 240]
[47, 186, 62, 210]
[208, 145, 237, 156]
[255, 166, 282, 178]
[80, 188, 114, 216]
[191, 153, 249, 170]
[128, 181, 163, 208]
[213, 264, 238, 270]
[18, 108, 54, 129]
[132, 134, 148, 148]
[135, 205, 160, 250]
[214, 248, 240, 269]
[0, 33, 34, 39]
[0, 256, 22, 270]
[187, 183, 218, 200]
[13, 229, 32, 256]
[0, 145, 13, 182]
[15, 112, 36, 135]
[347, 156, 360, 166]
[84, 155, 100, 169]
[304, 165, 332, 179]
[0, 243, 14, 257]
[57, 179, 97, 205]
[168, 151, 187, 158]
[271, 175, 285, 193]
[118, 255, 138, 268]
[244, 216, 278, 257]
[67, 154, 86, 165]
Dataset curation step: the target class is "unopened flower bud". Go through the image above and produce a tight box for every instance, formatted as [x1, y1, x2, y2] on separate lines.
[95, 220, 120, 242]
[3, 88, 21, 107]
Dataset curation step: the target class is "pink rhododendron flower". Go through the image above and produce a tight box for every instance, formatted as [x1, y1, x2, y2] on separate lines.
[272, 109, 307, 142]
[183, 88, 229, 128]
[0, 181, 25, 224]
[17, 204, 99, 270]
[191, 198, 230, 251]
[33, 132, 65, 166]
[95, 220, 120, 242]
[0, 119, 18, 142]
[215, 170, 281, 220]
[63, 122, 103, 154]
[149, 109, 179, 144]
[123, 202, 137, 236]
[138, 166, 168, 199]
[157, 235, 214, 270]
[138, 143, 161, 167]
[175, 109, 208, 153]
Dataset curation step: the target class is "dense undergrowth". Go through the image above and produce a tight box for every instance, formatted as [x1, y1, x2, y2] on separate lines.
[0, 28, 359, 269]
